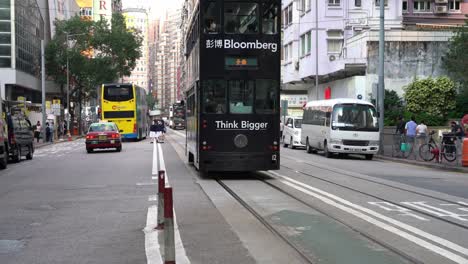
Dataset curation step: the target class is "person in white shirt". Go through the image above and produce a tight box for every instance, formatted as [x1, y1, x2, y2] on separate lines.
[416, 120, 428, 145]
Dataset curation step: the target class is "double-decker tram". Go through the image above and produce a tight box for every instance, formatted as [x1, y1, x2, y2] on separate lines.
[183, 0, 281, 172]
[99, 83, 148, 140]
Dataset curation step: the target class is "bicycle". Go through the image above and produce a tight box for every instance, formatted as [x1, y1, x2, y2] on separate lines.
[419, 131, 457, 162]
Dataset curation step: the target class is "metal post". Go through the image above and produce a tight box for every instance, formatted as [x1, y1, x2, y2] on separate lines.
[66, 33, 70, 138]
[164, 187, 175, 264]
[378, 0, 385, 154]
[41, 40, 46, 143]
[315, 0, 319, 100]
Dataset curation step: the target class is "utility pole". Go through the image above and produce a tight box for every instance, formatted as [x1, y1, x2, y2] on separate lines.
[66, 33, 70, 139]
[41, 40, 46, 143]
[315, 0, 319, 100]
[378, 0, 385, 154]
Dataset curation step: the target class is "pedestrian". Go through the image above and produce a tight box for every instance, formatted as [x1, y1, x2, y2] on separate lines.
[149, 120, 158, 144]
[416, 120, 428, 145]
[154, 119, 166, 143]
[45, 122, 51, 142]
[395, 116, 405, 135]
[49, 121, 55, 142]
[450, 121, 464, 140]
[404, 116, 417, 157]
[35, 121, 41, 143]
[461, 114, 468, 135]
[63, 122, 68, 137]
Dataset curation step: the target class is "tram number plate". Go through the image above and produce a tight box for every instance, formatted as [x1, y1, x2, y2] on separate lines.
[272, 154, 277, 161]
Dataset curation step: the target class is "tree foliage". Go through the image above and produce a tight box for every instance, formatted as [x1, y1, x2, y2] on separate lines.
[45, 14, 142, 133]
[383, 89, 403, 126]
[404, 77, 456, 121]
[443, 19, 468, 90]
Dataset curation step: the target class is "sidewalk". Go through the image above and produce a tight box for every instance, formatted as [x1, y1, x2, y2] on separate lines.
[33, 135, 83, 149]
[376, 154, 468, 173]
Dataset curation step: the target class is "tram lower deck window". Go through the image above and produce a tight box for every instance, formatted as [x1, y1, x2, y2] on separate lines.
[203, 80, 226, 114]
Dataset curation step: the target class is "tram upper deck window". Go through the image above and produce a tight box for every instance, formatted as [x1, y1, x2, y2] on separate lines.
[255, 80, 277, 114]
[229, 80, 254, 114]
[262, 2, 278, 34]
[203, 80, 226, 114]
[204, 2, 219, 34]
[224, 3, 258, 34]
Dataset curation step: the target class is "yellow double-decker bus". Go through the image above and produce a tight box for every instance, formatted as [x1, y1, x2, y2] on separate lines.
[99, 83, 148, 140]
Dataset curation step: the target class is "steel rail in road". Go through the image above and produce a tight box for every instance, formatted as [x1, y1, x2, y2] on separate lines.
[280, 155, 468, 230]
[215, 177, 315, 264]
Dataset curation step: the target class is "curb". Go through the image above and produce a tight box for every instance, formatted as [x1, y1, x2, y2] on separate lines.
[376, 155, 468, 173]
[34, 136, 84, 150]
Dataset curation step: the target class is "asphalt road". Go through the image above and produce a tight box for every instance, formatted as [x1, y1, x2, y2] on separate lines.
[0, 140, 153, 264]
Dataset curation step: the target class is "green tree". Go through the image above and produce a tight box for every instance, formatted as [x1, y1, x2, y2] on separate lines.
[384, 89, 403, 126]
[404, 77, 456, 125]
[46, 15, 142, 134]
[443, 19, 468, 90]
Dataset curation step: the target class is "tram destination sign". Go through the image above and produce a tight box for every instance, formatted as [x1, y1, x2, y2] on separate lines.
[206, 39, 278, 53]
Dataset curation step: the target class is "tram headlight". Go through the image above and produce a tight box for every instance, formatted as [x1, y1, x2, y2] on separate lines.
[234, 134, 248, 148]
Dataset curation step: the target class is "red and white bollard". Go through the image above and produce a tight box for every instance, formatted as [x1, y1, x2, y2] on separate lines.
[164, 187, 175, 264]
[156, 170, 165, 230]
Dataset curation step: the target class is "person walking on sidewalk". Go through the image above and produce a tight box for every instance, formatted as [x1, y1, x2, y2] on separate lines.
[416, 120, 428, 145]
[34, 121, 41, 143]
[405, 116, 418, 158]
[45, 122, 51, 143]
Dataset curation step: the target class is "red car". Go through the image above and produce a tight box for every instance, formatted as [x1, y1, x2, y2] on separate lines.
[85, 122, 122, 153]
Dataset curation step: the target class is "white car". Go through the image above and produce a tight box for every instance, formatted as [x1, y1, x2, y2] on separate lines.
[283, 116, 305, 149]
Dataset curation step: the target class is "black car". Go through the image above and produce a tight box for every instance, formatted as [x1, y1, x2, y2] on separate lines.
[6, 113, 34, 162]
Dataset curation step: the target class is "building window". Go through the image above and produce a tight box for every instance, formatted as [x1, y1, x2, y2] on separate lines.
[283, 3, 293, 27]
[299, 0, 311, 13]
[224, 2, 258, 34]
[328, 0, 340, 6]
[413, 0, 431, 12]
[449, 0, 461, 11]
[300, 31, 311, 57]
[263, 2, 278, 34]
[355, 0, 361, 7]
[402, 1, 408, 12]
[203, 2, 219, 34]
[327, 30, 343, 54]
[375, 0, 388, 7]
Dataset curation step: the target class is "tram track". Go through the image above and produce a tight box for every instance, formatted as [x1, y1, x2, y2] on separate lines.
[281, 154, 468, 230]
[167, 131, 467, 263]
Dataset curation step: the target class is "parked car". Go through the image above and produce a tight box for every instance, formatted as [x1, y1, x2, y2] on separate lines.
[6, 113, 34, 162]
[282, 116, 305, 149]
[85, 122, 122, 153]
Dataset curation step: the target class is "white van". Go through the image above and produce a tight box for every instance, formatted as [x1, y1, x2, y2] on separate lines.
[283, 116, 304, 149]
[301, 98, 379, 160]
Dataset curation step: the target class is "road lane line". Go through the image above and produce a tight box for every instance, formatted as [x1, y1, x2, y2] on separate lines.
[144, 205, 163, 264]
[157, 143, 166, 173]
[269, 171, 468, 261]
[148, 195, 158, 202]
[152, 138, 158, 175]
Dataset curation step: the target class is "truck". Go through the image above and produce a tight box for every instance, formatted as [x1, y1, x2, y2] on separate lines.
[169, 101, 185, 130]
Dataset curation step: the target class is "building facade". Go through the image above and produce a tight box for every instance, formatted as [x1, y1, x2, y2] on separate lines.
[122, 8, 149, 91]
[154, 8, 181, 115]
[281, 0, 467, 106]
[403, 0, 468, 27]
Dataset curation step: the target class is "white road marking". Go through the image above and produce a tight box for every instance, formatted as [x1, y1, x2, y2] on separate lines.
[144, 205, 163, 264]
[148, 195, 158, 202]
[136, 182, 157, 186]
[401, 202, 468, 221]
[152, 176, 158, 180]
[152, 138, 158, 175]
[368, 202, 428, 221]
[269, 171, 468, 263]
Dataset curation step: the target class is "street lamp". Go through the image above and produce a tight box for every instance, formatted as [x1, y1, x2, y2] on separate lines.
[65, 32, 86, 139]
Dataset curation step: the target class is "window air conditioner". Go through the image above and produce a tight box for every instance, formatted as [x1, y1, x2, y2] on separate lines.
[294, 60, 300, 70]
[434, 5, 448, 13]
[434, 0, 448, 4]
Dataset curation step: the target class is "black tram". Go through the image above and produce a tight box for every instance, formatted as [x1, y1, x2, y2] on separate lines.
[183, 0, 281, 172]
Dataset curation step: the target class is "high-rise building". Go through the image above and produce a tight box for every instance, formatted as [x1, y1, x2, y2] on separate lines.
[76, 0, 122, 21]
[154, 8, 181, 115]
[122, 8, 149, 91]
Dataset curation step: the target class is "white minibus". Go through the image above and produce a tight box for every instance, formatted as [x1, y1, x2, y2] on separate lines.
[301, 98, 379, 160]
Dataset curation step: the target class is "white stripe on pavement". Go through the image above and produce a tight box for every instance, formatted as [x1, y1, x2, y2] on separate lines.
[152, 138, 158, 175]
[269, 171, 468, 263]
[144, 206, 163, 264]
